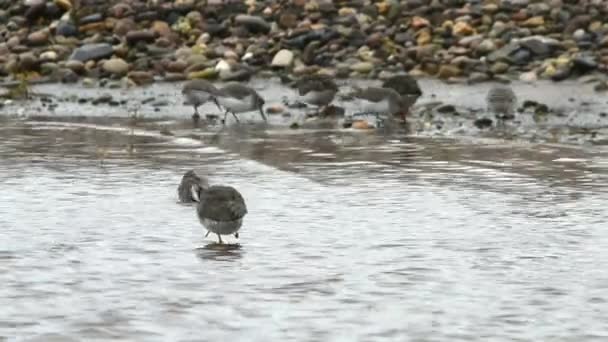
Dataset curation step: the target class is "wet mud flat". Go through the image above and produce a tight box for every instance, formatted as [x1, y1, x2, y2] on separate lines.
[2, 78, 608, 146]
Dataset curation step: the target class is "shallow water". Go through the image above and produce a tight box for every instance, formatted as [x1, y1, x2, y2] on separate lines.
[1, 113, 608, 341]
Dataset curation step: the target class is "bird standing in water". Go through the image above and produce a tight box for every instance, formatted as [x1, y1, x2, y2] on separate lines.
[177, 170, 209, 203]
[382, 74, 423, 121]
[215, 82, 267, 124]
[193, 184, 248, 244]
[295, 74, 339, 116]
[352, 86, 408, 124]
[486, 84, 517, 120]
[181, 80, 223, 123]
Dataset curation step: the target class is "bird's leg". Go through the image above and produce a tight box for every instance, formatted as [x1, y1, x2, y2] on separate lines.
[205, 231, 210, 237]
[212, 98, 222, 112]
[192, 105, 200, 121]
[222, 110, 229, 125]
[317, 105, 325, 117]
[230, 112, 240, 123]
[217, 234, 223, 244]
[234, 232, 239, 239]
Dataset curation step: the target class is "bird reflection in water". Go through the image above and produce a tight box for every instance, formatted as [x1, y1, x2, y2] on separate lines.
[194, 243, 244, 262]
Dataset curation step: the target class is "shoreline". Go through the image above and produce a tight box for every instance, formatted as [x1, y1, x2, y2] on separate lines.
[2, 77, 608, 147]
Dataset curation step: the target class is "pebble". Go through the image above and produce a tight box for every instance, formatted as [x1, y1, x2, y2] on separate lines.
[69, 43, 113, 62]
[0, 0, 604, 86]
[271, 49, 294, 67]
[103, 58, 129, 75]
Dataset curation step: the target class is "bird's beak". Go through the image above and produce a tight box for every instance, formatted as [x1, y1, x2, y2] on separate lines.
[190, 185, 200, 202]
[212, 97, 222, 112]
[259, 107, 267, 122]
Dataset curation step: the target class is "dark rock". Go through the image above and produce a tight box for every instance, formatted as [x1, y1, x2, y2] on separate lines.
[550, 67, 571, 81]
[126, 30, 156, 45]
[92, 94, 113, 105]
[69, 43, 113, 62]
[79, 13, 104, 25]
[510, 48, 532, 65]
[474, 117, 493, 129]
[60, 69, 79, 83]
[594, 81, 608, 92]
[56, 21, 78, 37]
[520, 38, 551, 56]
[18, 52, 38, 70]
[234, 15, 270, 34]
[24, 2, 46, 22]
[572, 56, 598, 73]
[436, 104, 457, 114]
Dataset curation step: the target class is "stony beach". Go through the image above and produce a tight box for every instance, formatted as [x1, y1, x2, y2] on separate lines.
[2, 0, 608, 87]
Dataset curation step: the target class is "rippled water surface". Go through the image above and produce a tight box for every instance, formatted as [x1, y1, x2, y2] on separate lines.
[1, 115, 608, 341]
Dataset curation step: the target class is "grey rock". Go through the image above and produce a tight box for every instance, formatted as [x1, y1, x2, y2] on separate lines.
[487, 42, 521, 62]
[56, 21, 78, 37]
[69, 43, 113, 62]
[234, 15, 270, 34]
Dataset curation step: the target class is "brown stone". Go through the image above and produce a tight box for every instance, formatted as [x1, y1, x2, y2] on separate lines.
[453, 22, 475, 36]
[27, 29, 49, 45]
[114, 18, 136, 36]
[152, 21, 172, 37]
[437, 64, 461, 79]
[417, 29, 432, 45]
[79, 22, 107, 33]
[279, 12, 298, 29]
[522, 16, 544, 27]
[411, 16, 430, 29]
[128, 71, 154, 84]
[166, 59, 188, 73]
[126, 30, 156, 45]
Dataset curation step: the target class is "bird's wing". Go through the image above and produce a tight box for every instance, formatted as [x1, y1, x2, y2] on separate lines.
[355, 87, 391, 102]
[197, 186, 247, 221]
[219, 84, 253, 99]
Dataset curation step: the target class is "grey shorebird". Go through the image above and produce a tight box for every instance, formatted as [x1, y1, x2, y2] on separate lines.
[382, 74, 422, 120]
[181, 80, 223, 122]
[215, 82, 267, 124]
[486, 84, 517, 120]
[177, 170, 209, 203]
[352, 86, 409, 122]
[193, 184, 248, 244]
[295, 74, 339, 115]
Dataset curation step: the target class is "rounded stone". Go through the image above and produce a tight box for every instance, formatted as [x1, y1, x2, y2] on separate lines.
[271, 49, 294, 67]
[103, 58, 129, 75]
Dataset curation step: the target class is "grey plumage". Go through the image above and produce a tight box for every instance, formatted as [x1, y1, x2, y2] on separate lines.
[215, 82, 267, 123]
[382, 74, 422, 98]
[177, 170, 209, 203]
[353, 86, 405, 116]
[181, 80, 222, 121]
[196, 185, 247, 244]
[296, 75, 339, 110]
[486, 85, 517, 117]
[381, 74, 422, 118]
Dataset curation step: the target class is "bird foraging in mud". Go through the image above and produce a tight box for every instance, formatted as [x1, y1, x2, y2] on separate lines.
[486, 84, 517, 120]
[186, 176, 247, 244]
[351, 86, 411, 123]
[215, 82, 267, 124]
[381, 74, 423, 120]
[181, 80, 223, 123]
[295, 74, 339, 116]
[177, 170, 209, 203]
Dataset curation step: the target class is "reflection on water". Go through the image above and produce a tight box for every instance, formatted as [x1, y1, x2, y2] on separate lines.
[1, 117, 608, 341]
